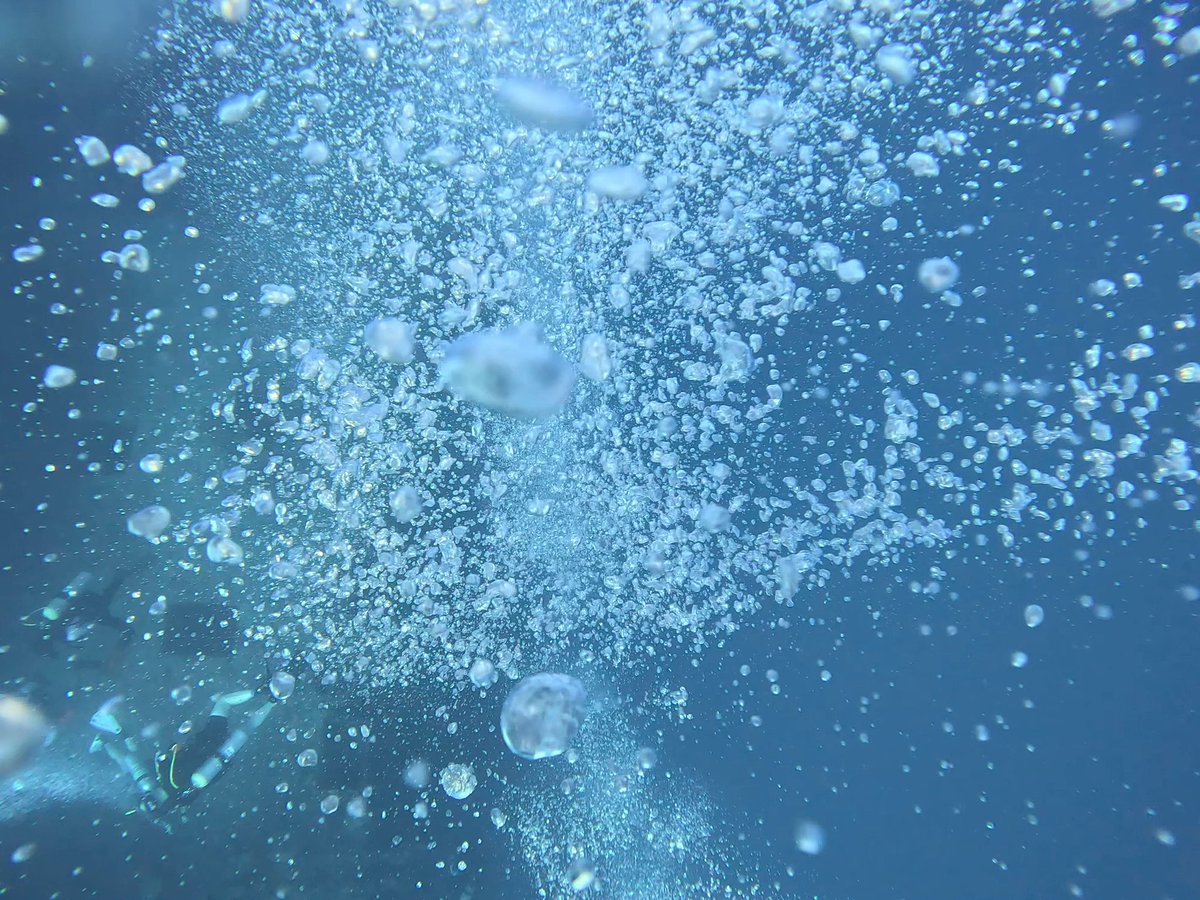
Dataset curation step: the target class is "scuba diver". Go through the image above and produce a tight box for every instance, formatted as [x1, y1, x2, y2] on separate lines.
[89, 672, 293, 828]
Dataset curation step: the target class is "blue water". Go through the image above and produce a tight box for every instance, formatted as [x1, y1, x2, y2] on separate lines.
[1, 1, 1198, 898]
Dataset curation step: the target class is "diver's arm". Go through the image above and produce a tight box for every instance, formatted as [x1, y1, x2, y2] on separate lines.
[89, 700, 169, 807]
[97, 735, 169, 807]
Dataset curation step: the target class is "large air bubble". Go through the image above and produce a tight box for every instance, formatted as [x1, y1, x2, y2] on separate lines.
[500, 673, 587, 761]
[440, 326, 576, 419]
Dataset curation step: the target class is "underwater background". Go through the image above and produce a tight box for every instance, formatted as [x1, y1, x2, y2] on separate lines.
[0, 1, 1198, 898]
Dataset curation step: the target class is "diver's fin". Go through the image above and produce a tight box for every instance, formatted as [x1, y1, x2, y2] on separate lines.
[89, 696, 124, 735]
[210, 689, 255, 717]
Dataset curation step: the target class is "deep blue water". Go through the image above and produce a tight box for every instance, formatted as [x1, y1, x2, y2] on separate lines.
[1, 2, 1198, 899]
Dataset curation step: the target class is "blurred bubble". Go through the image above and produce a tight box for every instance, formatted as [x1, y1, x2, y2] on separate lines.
[269, 671, 295, 701]
[795, 819, 826, 855]
[0, 696, 49, 776]
[500, 673, 587, 761]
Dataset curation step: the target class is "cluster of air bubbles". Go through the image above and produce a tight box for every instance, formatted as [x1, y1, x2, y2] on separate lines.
[93, 0, 1196, 712]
